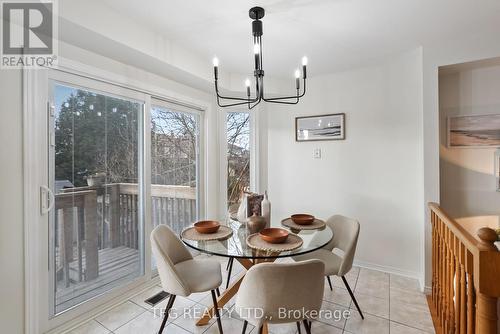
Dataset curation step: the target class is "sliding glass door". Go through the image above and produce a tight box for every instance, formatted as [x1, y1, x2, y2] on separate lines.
[48, 75, 145, 316]
[31, 68, 206, 331]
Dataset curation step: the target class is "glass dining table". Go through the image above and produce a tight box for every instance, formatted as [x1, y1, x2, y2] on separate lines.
[180, 217, 334, 330]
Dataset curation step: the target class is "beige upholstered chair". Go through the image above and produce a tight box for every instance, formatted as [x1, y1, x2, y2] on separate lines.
[151, 225, 224, 333]
[293, 215, 364, 319]
[235, 260, 325, 334]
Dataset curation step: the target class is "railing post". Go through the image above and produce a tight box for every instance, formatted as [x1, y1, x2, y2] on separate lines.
[110, 184, 121, 248]
[84, 191, 99, 281]
[475, 227, 499, 334]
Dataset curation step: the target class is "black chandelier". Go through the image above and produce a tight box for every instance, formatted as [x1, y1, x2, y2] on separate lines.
[213, 6, 308, 109]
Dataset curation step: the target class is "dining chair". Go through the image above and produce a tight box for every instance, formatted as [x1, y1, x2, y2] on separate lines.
[151, 225, 224, 333]
[293, 215, 364, 319]
[235, 259, 325, 334]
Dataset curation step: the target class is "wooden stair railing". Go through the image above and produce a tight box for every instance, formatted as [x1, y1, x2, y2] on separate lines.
[429, 203, 500, 334]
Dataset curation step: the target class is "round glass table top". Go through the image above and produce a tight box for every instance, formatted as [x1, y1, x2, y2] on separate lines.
[181, 217, 333, 259]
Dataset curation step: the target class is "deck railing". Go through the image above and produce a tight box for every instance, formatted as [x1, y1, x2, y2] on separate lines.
[429, 203, 500, 334]
[55, 183, 196, 286]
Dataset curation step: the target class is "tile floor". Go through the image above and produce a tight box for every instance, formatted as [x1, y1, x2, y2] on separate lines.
[66, 256, 435, 334]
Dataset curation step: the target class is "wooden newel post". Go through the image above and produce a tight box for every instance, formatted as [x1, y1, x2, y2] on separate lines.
[475, 227, 499, 334]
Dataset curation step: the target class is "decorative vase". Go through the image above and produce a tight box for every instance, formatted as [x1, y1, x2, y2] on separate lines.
[247, 213, 267, 234]
[262, 191, 271, 228]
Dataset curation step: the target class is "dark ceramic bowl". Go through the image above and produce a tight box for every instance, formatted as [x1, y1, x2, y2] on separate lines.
[259, 228, 289, 244]
[291, 214, 315, 225]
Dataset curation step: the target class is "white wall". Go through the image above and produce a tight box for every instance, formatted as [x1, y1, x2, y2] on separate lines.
[422, 31, 500, 289]
[439, 65, 500, 219]
[266, 48, 424, 278]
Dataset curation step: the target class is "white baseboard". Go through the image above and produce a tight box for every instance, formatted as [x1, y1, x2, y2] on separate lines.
[353, 260, 421, 281]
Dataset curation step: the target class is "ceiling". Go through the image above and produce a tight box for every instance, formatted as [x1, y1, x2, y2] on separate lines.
[100, 0, 500, 78]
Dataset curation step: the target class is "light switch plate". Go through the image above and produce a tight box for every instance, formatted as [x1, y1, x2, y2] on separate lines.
[313, 148, 321, 159]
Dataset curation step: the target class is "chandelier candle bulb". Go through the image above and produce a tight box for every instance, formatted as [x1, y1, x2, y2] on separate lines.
[213, 57, 219, 80]
[302, 57, 307, 79]
[245, 79, 251, 96]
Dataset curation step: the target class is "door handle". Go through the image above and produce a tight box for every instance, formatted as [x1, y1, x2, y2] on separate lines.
[40, 185, 55, 215]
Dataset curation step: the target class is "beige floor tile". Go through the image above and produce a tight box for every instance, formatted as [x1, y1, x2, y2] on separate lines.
[390, 301, 435, 333]
[317, 300, 350, 329]
[307, 320, 343, 334]
[171, 303, 216, 333]
[390, 274, 420, 292]
[95, 301, 145, 331]
[390, 287, 428, 310]
[345, 311, 389, 334]
[390, 321, 432, 334]
[358, 268, 389, 283]
[350, 292, 389, 319]
[114, 311, 164, 334]
[329, 274, 358, 290]
[66, 320, 110, 334]
[354, 279, 389, 300]
[323, 286, 352, 307]
[359, 268, 390, 280]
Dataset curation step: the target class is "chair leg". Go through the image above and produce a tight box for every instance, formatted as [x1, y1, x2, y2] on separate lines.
[242, 320, 248, 334]
[226, 257, 233, 271]
[326, 276, 333, 291]
[341, 276, 364, 319]
[296, 321, 302, 334]
[158, 294, 176, 334]
[303, 319, 311, 334]
[226, 258, 234, 289]
[216, 287, 220, 297]
[258, 325, 264, 334]
[211, 289, 224, 334]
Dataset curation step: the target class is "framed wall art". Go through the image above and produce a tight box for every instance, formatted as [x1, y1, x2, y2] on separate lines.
[295, 113, 345, 142]
[447, 114, 500, 147]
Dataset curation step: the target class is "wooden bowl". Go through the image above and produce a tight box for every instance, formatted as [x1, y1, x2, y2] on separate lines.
[291, 214, 315, 225]
[194, 221, 220, 234]
[259, 228, 289, 244]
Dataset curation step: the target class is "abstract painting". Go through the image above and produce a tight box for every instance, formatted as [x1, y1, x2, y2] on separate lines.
[296, 113, 345, 142]
[448, 114, 500, 147]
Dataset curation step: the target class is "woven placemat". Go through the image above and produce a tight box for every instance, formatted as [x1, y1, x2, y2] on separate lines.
[181, 226, 233, 241]
[246, 233, 303, 252]
[281, 218, 326, 230]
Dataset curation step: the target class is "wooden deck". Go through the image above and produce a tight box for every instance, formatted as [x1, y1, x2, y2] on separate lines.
[55, 246, 139, 314]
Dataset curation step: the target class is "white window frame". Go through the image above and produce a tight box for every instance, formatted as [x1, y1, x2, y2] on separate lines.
[23, 58, 211, 334]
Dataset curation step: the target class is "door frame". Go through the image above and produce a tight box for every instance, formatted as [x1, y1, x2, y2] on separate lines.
[23, 58, 211, 333]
